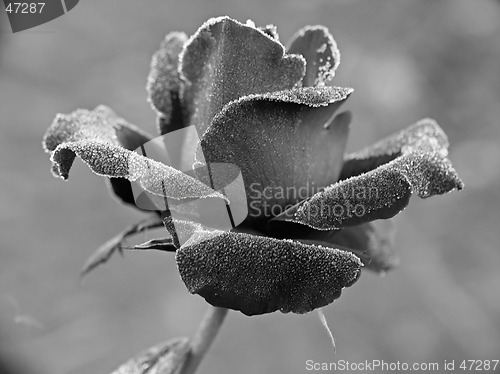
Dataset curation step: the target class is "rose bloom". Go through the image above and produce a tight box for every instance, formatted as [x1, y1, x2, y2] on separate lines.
[43, 16, 463, 316]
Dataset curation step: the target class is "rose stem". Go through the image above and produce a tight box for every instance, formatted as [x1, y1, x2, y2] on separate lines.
[179, 306, 229, 374]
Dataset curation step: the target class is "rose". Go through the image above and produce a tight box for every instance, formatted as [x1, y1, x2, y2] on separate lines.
[43, 16, 463, 317]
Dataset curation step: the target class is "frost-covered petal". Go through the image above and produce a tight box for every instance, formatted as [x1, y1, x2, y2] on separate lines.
[174, 222, 361, 316]
[43, 106, 226, 205]
[179, 16, 306, 134]
[43, 105, 151, 153]
[43, 105, 153, 208]
[287, 25, 340, 87]
[258, 24, 279, 40]
[51, 141, 225, 199]
[338, 118, 450, 180]
[146, 32, 188, 135]
[270, 119, 463, 230]
[198, 86, 352, 222]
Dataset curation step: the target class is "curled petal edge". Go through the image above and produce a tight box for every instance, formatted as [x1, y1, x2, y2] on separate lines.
[269, 119, 464, 230]
[50, 140, 227, 202]
[173, 220, 362, 316]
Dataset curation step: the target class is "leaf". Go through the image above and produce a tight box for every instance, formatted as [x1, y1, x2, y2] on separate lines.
[179, 16, 306, 134]
[44, 106, 227, 203]
[133, 238, 176, 252]
[146, 32, 188, 135]
[287, 25, 340, 87]
[270, 119, 463, 230]
[198, 87, 352, 223]
[111, 337, 190, 374]
[80, 216, 164, 277]
[175, 222, 362, 316]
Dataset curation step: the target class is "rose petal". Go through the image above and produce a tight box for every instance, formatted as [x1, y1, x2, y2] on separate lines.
[287, 25, 340, 87]
[146, 32, 188, 135]
[175, 223, 362, 316]
[198, 87, 352, 223]
[179, 16, 306, 134]
[259, 24, 279, 40]
[111, 337, 190, 374]
[43, 107, 226, 204]
[270, 119, 463, 230]
[43, 106, 153, 208]
[43, 105, 151, 153]
[51, 142, 224, 199]
[339, 118, 450, 180]
[243, 20, 280, 41]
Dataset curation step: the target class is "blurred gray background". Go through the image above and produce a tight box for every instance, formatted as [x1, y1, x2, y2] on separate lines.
[1, 0, 499, 373]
